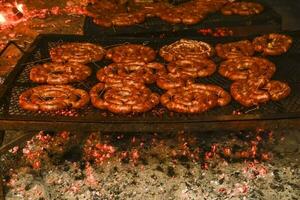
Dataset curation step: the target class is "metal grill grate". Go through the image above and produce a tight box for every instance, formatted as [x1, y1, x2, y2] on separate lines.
[83, 1, 281, 37]
[0, 32, 300, 132]
[0, 104, 3, 115]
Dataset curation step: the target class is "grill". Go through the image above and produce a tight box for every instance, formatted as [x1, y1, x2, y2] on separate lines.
[83, 1, 281, 37]
[0, 31, 300, 133]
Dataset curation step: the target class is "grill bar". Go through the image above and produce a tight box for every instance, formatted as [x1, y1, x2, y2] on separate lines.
[0, 130, 4, 200]
[0, 177, 3, 200]
[0, 132, 36, 155]
[0, 131, 4, 147]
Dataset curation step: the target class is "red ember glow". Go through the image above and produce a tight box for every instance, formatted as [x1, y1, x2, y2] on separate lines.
[0, 2, 25, 29]
[15, 2, 24, 13]
[0, 13, 6, 24]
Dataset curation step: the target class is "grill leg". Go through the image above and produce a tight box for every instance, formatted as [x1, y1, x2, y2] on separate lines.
[0, 130, 5, 200]
[0, 176, 3, 200]
[0, 130, 4, 147]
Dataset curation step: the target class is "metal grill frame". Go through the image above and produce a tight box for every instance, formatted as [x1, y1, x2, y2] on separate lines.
[0, 31, 300, 132]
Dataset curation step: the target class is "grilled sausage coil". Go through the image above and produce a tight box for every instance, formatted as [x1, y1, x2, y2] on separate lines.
[19, 85, 90, 112]
[167, 58, 216, 78]
[221, 2, 264, 16]
[215, 40, 255, 59]
[160, 39, 214, 62]
[30, 62, 91, 85]
[89, 0, 228, 27]
[111, 11, 146, 26]
[160, 82, 231, 113]
[140, 2, 171, 17]
[156, 72, 191, 90]
[93, 11, 146, 27]
[106, 44, 156, 63]
[97, 62, 165, 85]
[230, 77, 291, 107]
[156, 58, 216, 90]
[252, 33, 293, 56]
[22, 36, 292, 114]
[50, 42, 106, 64]
[219, 57, 276, 81]
[90, 83, 160, 114]
[159, 2, 205, 25]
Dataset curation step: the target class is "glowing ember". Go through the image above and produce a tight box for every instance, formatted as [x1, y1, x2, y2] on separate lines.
[83, 133, 116, 164]
[0, 13, 6, 24]
[197, 27, 234, 37]
[15, 3, 24, 13]
[22, 131, 72, 169]
[3, 127, 299, 199]
[0, 2, 26, 29]
[0, 2, 92, 31]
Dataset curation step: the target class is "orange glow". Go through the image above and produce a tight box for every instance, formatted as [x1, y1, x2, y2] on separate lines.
[15, 3, 24, 13]
[0, 14, 6, 24]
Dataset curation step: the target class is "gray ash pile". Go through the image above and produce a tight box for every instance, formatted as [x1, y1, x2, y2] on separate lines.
[1, 129, 299, 199]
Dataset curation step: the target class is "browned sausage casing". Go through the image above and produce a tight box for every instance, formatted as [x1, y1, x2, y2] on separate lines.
[30, 62, 91, 85]
[160, 39, 214, 62]
[230, 77, 291, 107]
[221, 2, 264, 16]
[219, 57, 276, 81]
[97, 62, 165, 85]
[106, 44, 156, 63]
[160, 83, 231, 113]
[215, 40, 255, 60]
[19, 85, 90, 112]
[167, 58, 216, 78]
[253, 33, 293, 56]
[50, 42, 106, 64]
[90, 83, 159, 114]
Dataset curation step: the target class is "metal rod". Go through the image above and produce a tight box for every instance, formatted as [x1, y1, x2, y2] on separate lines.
[0, 130, 4, 200]
[0, 176, 4, 200]
[0, 130, 4, 147]
[0, 129, 4, 200]
[10, 41, 25, 53]
[0, 131, 36, 200]
[21, 57, 51, 66]
[0, 41, 25, 58]
[0, 132, 36, 155]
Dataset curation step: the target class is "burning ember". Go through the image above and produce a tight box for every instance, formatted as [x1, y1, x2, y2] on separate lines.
[197, 27, 234, 37]
[0, 2, 26, 29]
[7, 129, 275, 170]
[0, 14, 6, 23]
[0, 1, 103, 52]
[2, 129, 299, 199]
[0, 1, 88, 32]
[19, 131, 80, 169]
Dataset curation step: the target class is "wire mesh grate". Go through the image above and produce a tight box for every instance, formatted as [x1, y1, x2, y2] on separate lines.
[83, 1, 281, 37]
[0, 104, 4, 115]
[0, 32, 299, 130]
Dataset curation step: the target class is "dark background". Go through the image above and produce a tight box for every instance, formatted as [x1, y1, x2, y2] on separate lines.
[261, 0, 300, 30]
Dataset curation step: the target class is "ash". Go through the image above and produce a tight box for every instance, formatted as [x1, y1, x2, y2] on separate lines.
[2, 130, 300, 200]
